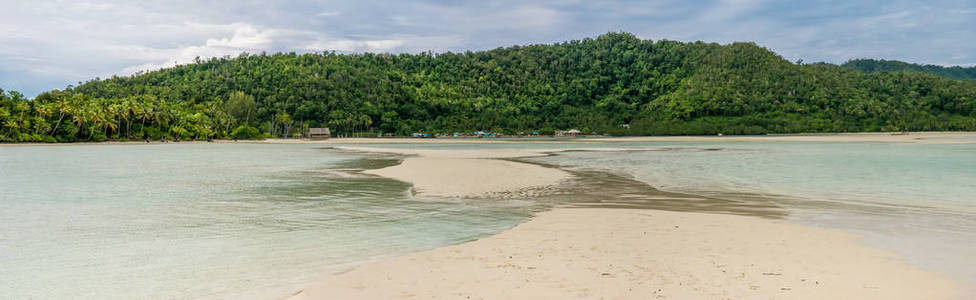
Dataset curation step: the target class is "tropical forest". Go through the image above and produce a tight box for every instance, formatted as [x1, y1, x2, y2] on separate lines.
[2, 32, 976, 142]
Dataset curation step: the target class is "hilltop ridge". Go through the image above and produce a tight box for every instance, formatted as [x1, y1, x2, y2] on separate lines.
[2, 32, 976, 142]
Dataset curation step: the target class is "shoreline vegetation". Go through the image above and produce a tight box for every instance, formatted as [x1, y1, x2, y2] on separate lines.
[3, 131, 976, 147]
[4, 33, 976, 143]
[842, 59, 976, 81]
[286, 146, 961, 299]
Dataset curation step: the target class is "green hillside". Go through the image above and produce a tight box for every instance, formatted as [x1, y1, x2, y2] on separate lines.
[843, 59, 976, 81]
[3, 32, 976, 142]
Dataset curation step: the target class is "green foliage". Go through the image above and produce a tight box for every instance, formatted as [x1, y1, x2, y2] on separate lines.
[0, 89, 234, 142]
[3, 32, 976, 143]
[230, 125, 262, 140]
[225, 91, 256, 125]
[843, 59, 976, 81]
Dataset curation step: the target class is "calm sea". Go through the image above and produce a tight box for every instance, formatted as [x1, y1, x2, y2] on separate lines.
[0, 143, 537, 299]
[525, 140, 976, 291]
[1, 140, 974, 298]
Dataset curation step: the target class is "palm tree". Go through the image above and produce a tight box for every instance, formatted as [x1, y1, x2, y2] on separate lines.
[133, 97, 155, 136]
[47, 97, 72, 136]
[107, 101, 124, 138]
[85, 102, 105, 139]
[70, 104, 87, 140]
[34, 102, 54, 136]
[118, 98, 136, 138]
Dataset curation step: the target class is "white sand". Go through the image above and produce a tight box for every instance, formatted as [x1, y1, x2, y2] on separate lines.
[338, 147, 570, 198]
[287, 146, 961, 299]
[291, 208, 960, 300]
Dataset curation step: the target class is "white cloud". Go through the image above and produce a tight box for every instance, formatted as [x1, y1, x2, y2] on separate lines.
[857, 10, 914, 28]
[69, 1, 115, 11]
[118, 23, 406, 75]
[120, 24, 275, 74]
[202, 25, 274, 49]
[1, 0, 974, 97]
[507, 5, 563, 29]
[304, 39, 404, 52]
[696, 0, 766, 22]
[421, 4, 566, 32]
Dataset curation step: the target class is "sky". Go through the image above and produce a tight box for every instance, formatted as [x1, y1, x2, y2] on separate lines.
[1, 0, 974, 97]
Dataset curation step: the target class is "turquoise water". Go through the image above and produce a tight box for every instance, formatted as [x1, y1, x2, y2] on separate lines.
[522, 140, 976, 288]
[363, 140, 976, 208]
[2, 140, 974, 298]
[345, 140, 976, 287]
[0, 144, 538, 299]
[526, 141, 976, 209]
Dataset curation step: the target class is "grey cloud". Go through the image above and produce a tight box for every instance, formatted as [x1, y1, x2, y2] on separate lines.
[0, 0, 973, 97]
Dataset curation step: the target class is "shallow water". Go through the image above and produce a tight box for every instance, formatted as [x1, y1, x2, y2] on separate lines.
[2, 140, 974, 298]
[324, 140, 976, 289]
[521, 141, 976, 290]
[0, 144, 539, 299]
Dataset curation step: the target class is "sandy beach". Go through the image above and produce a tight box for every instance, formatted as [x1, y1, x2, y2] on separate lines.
[3, 132, 975, 148]
[337, 146, 569, 198]
[287, 146, 962, 299]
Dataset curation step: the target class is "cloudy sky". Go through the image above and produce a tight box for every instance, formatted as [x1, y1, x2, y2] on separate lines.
[1, 0, 974, 97]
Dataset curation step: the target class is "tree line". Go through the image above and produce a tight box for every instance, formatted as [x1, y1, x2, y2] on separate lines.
[3, 32, 976, 142]
[843, 59, 976, 81]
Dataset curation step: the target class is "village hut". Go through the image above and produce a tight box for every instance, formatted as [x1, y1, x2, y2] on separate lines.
[308, 128, 331, 139]
[556, 129, 582, 137]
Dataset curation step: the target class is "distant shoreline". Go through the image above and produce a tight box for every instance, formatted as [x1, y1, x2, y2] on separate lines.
[3, 131, 976, 147]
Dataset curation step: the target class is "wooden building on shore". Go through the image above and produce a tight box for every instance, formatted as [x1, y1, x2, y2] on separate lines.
[308, 128, 331, 139]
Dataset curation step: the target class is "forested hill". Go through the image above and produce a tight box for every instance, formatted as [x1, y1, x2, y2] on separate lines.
[843, 59, 976, 81]
[3, 32, 976, 142]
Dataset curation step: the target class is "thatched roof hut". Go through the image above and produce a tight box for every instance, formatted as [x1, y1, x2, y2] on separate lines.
[309, 128, 331, 139]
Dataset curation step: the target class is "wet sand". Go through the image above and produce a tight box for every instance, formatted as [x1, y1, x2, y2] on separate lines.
[287, 147, 962, 299]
